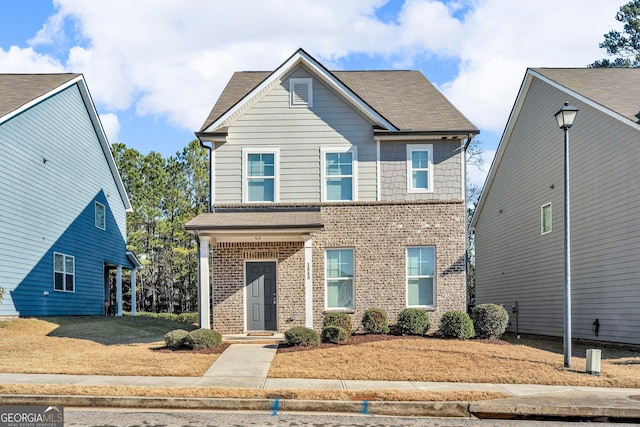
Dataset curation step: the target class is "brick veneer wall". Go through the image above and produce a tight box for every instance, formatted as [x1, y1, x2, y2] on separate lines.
[209, 200, 466, 334]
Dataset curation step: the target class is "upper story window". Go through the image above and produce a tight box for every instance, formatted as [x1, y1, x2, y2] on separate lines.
[243, 148, 279, 203]
[54, 252, 75, 292]
[321, 147, 357, 202]
[541, 202, 552, 234]
[406, 246, 435, 307]
[289, 78, 313, 107]
[325, 248, 354, 310]
[95, 201, 106, 230]
[407, 144, 433, 193]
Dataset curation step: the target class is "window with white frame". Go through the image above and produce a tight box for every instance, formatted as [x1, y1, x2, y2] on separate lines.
[95, 201, 105, 230]
[407, 144, 433, 192]
[321, 147, 356, 201]
[406, 247, 435, 307]
[325, 249, 354, 310]
[243, 148, 279, 202]
[54, 252, 75, 292]
[541, 202, 552, 234]
[289, 78, 313, 107]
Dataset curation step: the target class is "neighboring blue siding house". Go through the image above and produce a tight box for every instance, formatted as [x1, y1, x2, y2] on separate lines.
[0, 74, 140, 317]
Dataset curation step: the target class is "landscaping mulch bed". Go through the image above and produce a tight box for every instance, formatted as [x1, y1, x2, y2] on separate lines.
[154, 342, 232, 354]
[277, 334, 423, 353]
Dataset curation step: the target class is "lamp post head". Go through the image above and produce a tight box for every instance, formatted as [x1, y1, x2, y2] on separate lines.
[554, 102, 579, 130]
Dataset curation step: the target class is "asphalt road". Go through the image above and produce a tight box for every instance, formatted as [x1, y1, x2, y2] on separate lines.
[64, 408, 640, 426]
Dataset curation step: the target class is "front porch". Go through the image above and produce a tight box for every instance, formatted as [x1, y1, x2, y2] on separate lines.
[185, 208, 323, 333]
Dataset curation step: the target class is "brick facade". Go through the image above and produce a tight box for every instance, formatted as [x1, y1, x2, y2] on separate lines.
[209, 200, 466, 334]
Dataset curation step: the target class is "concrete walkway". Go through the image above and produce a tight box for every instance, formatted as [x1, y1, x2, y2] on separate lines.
[202, 344, 278, 388]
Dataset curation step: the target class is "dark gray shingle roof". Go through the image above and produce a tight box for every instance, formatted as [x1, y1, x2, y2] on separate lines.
[0, 74, 81, 119]
[532, 68, 640, 124]
[199, 70, 478, 134]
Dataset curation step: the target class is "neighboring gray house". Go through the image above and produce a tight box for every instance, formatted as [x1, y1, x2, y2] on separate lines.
[471, 68, 640, 344]
[0, 74, 140, 317]
[186, 49, 478, 333]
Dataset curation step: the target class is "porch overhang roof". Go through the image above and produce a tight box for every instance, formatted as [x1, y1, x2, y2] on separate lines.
[185, 209, 323, 243]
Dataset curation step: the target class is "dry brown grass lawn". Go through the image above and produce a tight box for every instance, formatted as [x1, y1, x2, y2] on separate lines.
[270, 335, 640, 388]
[0, 318, 218, 376]
[0, 383, 506, 402]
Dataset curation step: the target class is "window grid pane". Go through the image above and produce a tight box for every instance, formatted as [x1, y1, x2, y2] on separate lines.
[326, 152, 352, 176]
[407, 247, 435, 306]
[95, 202, 105, 229]
[326, 249, 354, 309]
[247, 179, 275, 202]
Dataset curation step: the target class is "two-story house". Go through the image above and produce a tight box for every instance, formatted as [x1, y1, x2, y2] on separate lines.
[0, 74, 141, 317]
[186, 49, 478, 333]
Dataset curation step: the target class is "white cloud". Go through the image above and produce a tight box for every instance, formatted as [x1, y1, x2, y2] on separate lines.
[0, 46, 63, 72]
[5, 0, 627, 144]
[99, 113, 121, 145]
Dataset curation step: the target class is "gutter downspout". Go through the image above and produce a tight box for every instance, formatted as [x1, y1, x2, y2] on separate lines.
[462, 133, 475, 311]
[199, 140, 214, 212]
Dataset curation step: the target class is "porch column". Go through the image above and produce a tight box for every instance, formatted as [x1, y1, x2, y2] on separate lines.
[130, 268, 137, 316]
[116, 265, 123, 316]
[198, 235, 211, 329]
[304, 236, 314, 328]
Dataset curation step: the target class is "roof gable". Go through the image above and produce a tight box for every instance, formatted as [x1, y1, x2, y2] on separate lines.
[471, 67, 640, 228]
[0, 73, 132, 212]
[199, 48, 478, 136]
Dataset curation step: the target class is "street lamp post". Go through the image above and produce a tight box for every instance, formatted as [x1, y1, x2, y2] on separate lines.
[554, 102, 579, 369]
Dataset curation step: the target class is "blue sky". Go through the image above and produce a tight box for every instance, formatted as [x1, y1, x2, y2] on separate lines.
[0, 0, 625, 187]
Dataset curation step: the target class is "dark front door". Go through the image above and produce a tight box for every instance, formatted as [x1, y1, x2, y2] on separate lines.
[246, 262, 277, 331]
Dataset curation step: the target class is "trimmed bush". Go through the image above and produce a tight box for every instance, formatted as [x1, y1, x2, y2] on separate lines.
[164, 329, 189, 349]
[183, 328, 222, 350]
[323, 312, 353, 334]
[176, 312, 199, 325]
[284, 326, 320, 347]
[472, 304, 509, 339]
[321, 326, 349, 344]
[362, 308, 390, 334]
[439, 310, 475, 339]
[397, 308, 430, 336]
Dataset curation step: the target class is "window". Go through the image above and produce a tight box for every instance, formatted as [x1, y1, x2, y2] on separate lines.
[95, 201, 105, 230]
[243, 148, 279, 202]
[289, 78, 313, 107]
[54, 253, 75, 292]
[407, 144, 433, 192]
[321, 147, 357, 201]
[406, 247, 435, 307]
[325, 249, 354, 310]
[541, 202, 552, 234]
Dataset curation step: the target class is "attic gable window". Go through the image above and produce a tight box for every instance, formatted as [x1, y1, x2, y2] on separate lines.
[289, 78, 313, 107]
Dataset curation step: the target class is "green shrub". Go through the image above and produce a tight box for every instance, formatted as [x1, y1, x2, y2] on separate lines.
[284, 326, 320, 347]
[362, 308, 390, 334]
[321, 326, 349, 344]
[439, 310, 475, 339]
[176, 312, 199, 324]
[164, 329, 189, 349]
[0, 286, 4, 303]
[397, 308, 430, 336]
[323, 313, 353, 334]
[472, 304, 509, 339]
[183, 328, 222, 350]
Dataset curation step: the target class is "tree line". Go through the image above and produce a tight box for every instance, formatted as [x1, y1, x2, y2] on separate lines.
[111, 140, 209, 313]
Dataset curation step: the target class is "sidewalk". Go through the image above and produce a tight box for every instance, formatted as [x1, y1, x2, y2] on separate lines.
[0, 340, 639, 420]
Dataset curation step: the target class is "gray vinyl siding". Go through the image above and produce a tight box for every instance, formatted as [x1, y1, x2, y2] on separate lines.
[380, 140, 463, 201]
[475, 77, 640, 344]
[0, 84, 130, 316]
[214, 67, 376, 203]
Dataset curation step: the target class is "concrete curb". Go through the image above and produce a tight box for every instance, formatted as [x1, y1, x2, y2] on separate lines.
[0, 395, 470, 417]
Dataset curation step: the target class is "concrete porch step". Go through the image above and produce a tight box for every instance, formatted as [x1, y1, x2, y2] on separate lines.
[222, 333, 285, 344]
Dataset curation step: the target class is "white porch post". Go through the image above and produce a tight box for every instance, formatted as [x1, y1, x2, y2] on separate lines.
[130, 268, 137, 316]
[304, 236, 314, 328]
[116, 265, 123, 316]
[198, 235, 211, 329]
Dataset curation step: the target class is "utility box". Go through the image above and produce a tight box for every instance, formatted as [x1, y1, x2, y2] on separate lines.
[586, 349, 601, 376]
